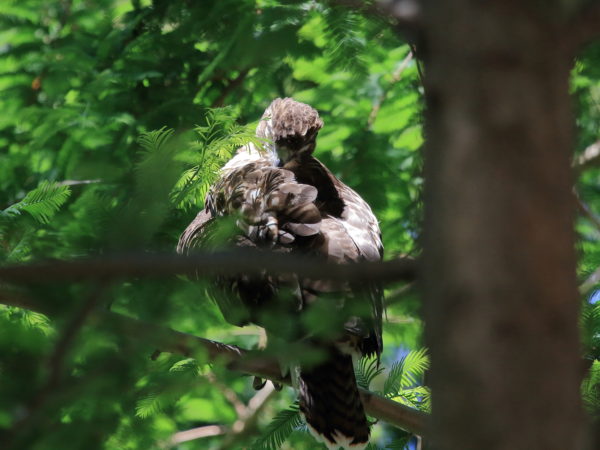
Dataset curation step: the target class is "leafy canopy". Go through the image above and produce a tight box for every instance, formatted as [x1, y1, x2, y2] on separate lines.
[0, 0, 598, 449]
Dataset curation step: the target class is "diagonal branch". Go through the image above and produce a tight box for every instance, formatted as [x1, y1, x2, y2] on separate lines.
[218, 382, 278, 449]
[573, 140, 600, 174]
[0, 290, 428, 436]
[205, 370, 248, 417]
[574, 188, 600, 232]
[211, 68, 251, 108]
[169, 425, 228, 445]
[368, 51, 414, 129]
[580, 266, 600, 296]
[0, 251, 417, 285]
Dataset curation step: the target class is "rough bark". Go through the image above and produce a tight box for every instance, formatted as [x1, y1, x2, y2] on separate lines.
[422, 2, 585, 449]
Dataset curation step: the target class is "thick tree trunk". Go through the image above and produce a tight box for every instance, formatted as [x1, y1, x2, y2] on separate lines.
[422, 3, 585, 449]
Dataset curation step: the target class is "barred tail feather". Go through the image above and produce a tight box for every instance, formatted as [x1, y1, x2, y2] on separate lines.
[298, 347, 369, 450]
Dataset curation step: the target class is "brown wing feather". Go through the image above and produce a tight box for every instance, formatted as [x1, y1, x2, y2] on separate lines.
[284, 156, 384, 358]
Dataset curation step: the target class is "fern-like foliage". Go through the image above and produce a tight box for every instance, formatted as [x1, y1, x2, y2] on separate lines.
[137, 126, 175, 155]
[384, 434, 412, 449]
[582, 300, 600, 360]
[383, 348, 429, 397]
[135, 356, 206, 420]
[2, 181, 71, 224]
[168, 357, 203, 376]
[171, 107, 264, 210]
[135, 126, 180, 196]
[381, 348, 430, 413]
[0, 306, 54, 337]
[135, 394, 163, 419]
[582, 300, 600, 417]
[366, 433, 412, 449]
[356, 355, 385, 390]
[322, 5, 368, 77]
[251, 402, 303, 450]
[582, 360, 600, 417]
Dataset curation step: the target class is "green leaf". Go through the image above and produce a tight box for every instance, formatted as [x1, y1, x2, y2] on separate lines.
[251, 403, 303, 450]
[322, 6, 368, 77]
[356, 355, 385, 390]
[135, 394, 163, 419]
[169, 358, 202, 376]
[137, 126, 174, 155]
[2, 181, 71, 224]
[400, 348, 429, 388]
[383, 349, 429, 402]
[170, 107, 263, 210]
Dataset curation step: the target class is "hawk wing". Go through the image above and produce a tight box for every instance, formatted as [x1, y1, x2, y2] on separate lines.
[285, 155, 383, 357]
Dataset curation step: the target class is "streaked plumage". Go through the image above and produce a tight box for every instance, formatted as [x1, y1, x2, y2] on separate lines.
[178, 98, 383, 449]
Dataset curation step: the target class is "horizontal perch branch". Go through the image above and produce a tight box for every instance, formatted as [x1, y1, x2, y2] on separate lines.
[0, 251, 418, 285]
[0, 290, 428, 436]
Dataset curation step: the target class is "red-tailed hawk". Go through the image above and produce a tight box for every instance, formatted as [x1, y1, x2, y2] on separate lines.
[178, 98, 383, 449]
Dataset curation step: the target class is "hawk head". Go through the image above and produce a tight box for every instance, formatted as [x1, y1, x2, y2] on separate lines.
[256, 98, 324, 165]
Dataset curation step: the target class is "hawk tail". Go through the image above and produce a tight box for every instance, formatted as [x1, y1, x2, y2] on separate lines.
[298, 347, 369, 450]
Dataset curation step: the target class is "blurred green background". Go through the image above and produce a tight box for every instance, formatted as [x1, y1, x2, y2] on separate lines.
[0, 0, 597, 449]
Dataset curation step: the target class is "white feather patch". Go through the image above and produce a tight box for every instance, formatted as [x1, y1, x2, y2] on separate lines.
[221, 143, 279, 174]
[300, 411, 368, 450]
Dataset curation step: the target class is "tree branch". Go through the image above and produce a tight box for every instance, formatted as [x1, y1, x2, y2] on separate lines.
[205, 371, 248, 417]
[368, 51, 414, 129]
[574, 189, 600, 232]
[573, 140, 600, 174]
[0, 251, 417, 285]
[218, 382, 278, 449]
[0, 290, 428, 436]
[211, 68, 250, 108]
[580, 266, 600, 296]
[169, 425, 228, 445]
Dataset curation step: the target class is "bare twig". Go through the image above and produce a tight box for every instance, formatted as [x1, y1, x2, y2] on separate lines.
[385, 282, 415, 306]
[0, 251, 418, 286]
[218, 383, 278, 449]
[0, 291, 428, 436]
[205, 371, 247, 417]
[166, 384, 277, 447]
[211, 69, 250, 108]
[56, 179, 102, 186]
[573, 140, 600, 173]
[169, 425, 227, 445]
[574, 189, 600, 232]
[580, 266, 600, 296]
